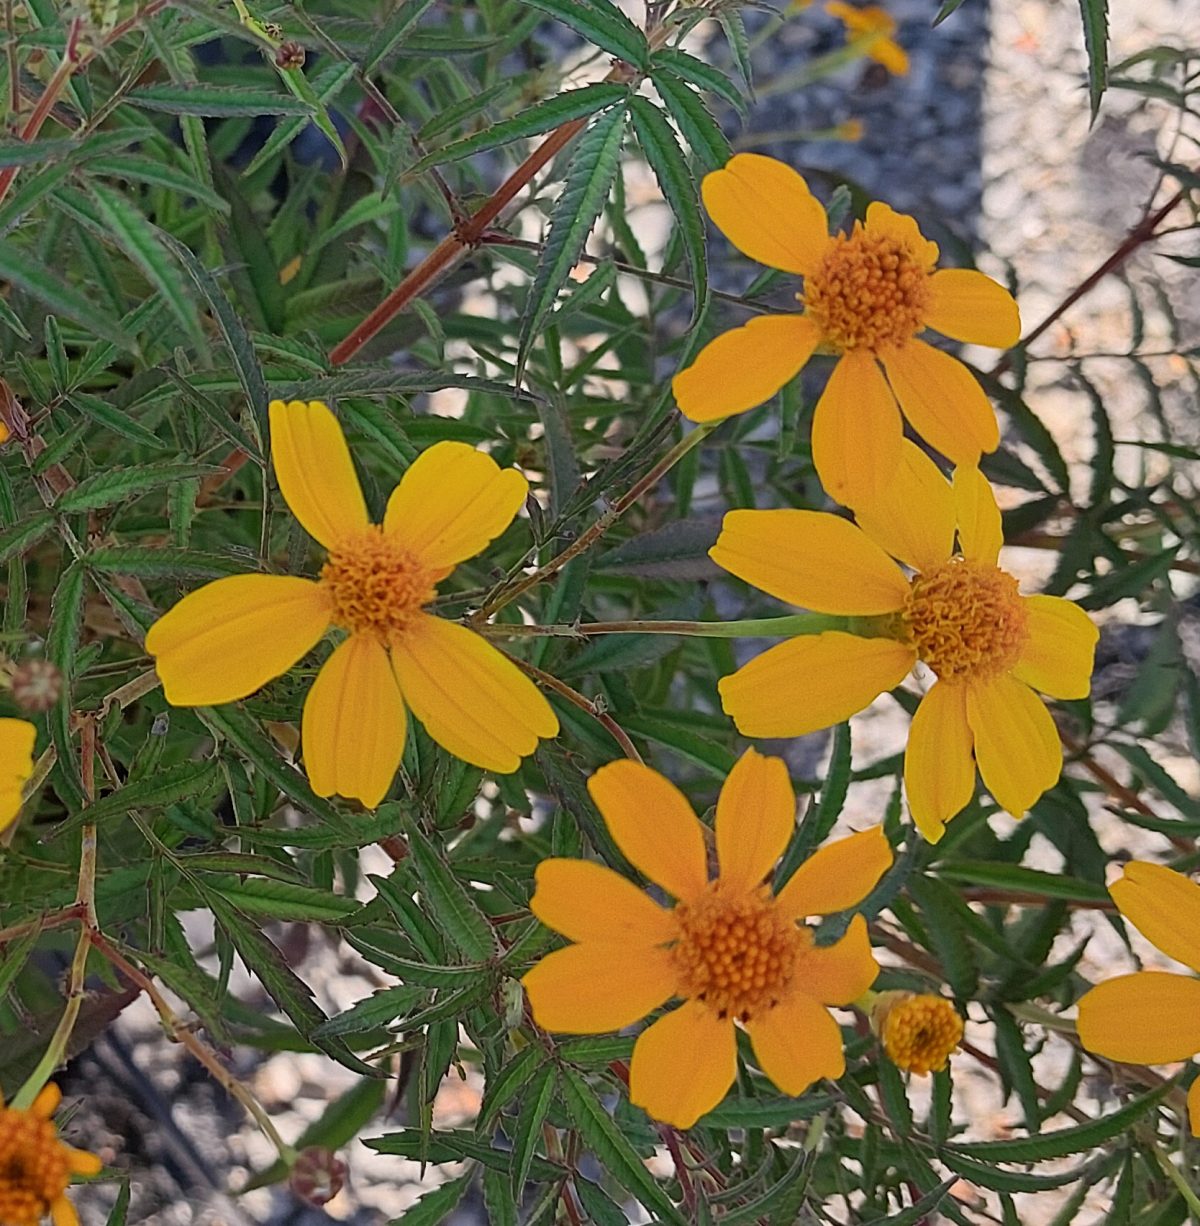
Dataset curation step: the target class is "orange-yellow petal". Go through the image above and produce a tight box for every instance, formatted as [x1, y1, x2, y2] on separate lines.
[146, 575, 331, 706]
[523, 942, 677, 1033]
[390, 614, 556, 773]
[65, 1149, 103, 1176]
[715, 748, 794, 894]
[953, 464, 1003, 565]
[795, 914, 879, 1004]
[965, 674, 1061, 817]
[851, 440, 955, 572]
[710, 508, 910, 615]
[746, 992, 844, 1095]
[630, 1002, 737, 1128]
[0, 718, 36, 832]
[1076, 972, 1200, 1064]
[32, 1083, 61, 1118]
[776, 827, 892, 919]
[301, 633, 406, 808]
[1011, 595, 1098, 701]
[811, 350, 904, 505]
[1189, 1075, 1200, 1137]
[587, 760, 708, 903]
[882, 341, 1000, 465]
[925, 268, 1020, 349]
[383, 441, 528, 570]
[673, 315, 821, 423]
[719, 632, 916, 739]
[530, 859, 677, 947]
[701, 153, 830, 276]
[50, 1199, 79, 1226]
[904, 681, 975, 843]
[1109, 861, 1200, 974]
[864, 201, 939, 271]
[869, 37, 909, 75]
[269, 399, 369, 549]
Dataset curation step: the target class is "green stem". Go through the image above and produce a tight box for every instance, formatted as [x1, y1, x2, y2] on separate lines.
[1152, 1140, 1200, 1221]
[476, 613, 849, 639]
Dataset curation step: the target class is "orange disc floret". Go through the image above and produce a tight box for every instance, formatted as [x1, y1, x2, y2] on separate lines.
[318, 527, 439, 639]
[872, 991, 963, 1075]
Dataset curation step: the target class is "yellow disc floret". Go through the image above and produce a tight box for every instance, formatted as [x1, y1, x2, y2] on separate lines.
[873, 992, 963, 1075]
[319, 527, 438, 640]
[904, 559, 1028, 683]
[803, 224, 931, 352]
[671, 882, 802, 1023]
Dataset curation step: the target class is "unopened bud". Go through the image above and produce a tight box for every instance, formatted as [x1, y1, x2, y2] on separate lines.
[289, 1147, 346, 1207]
[870, 990, 963, 1076]
[275, 40, 306, 69]
[11, 659, 63, 712]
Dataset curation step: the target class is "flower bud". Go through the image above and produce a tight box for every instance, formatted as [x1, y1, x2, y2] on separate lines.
[10, 658, 63, 712]
[275, 40, 306, 69]
[870, 990, 963, 1076]
[289, 1147, 346, 1207]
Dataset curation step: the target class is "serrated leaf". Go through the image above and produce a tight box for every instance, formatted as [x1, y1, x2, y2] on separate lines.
[104, 1181, 130, 1226]
[366, 1128, 564, 1181]
[524, 0, 649, 66]
[56, 462, 217, 514]
[652, 71, 732, 172]
[1079, 544, 1180, 609]
[0, 511, 54, 565]
[477, 1045, 544, 1132]
[861, 1178, 957, 1226]
[909, 875, 979, 999]
[389, 1169, 474, 1226]
[241, 62, 357, 178]
[86, 547, 246, 581]
[55, 760, 221, 836]
[406, 822, 498, 962]
[361, 0, 439, 71]
[511, 1064, 556, 1198]
[128, 83, 314, 117]
[1079, 0, 1109, 118]
[214, 878, 361, 924]
[651, 49, 747, 116]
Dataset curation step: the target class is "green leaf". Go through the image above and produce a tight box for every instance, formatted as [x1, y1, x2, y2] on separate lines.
[214, 878, 361, 924]
[386, 1169, 474, 1226]
[1078, 0, 1109, 118]
[861, 1178, 957, 1226]
[55, 760, 221, 836]
[361, 0, 439, 71]
[0, 511, 54, 565]
[517, 104, 627, 377]
[523, 0, 649, 67]
[56, 463, 218, 514]
[511, 1064, 556, 1197]
[406, 822, 499, 962]
[477, 1045, 544, 1131]
[241, 62, 357, 178]
[99, 152, 232, 214]
[366, 1129, 564, 1180]
[104, 1181, 131, 1226]
[908, 875, 980, 999]
[128, 83, 314, 117]
[650, 49, 746, 116]
[653, 70, 733, 172]
[313, 986, 429, 1040]
[935, 861, 1110, 903]
[1079, 543, 1180, 609]
[85, 546, 246, 581]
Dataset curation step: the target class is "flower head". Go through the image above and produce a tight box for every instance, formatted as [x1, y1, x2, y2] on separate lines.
[146, 401, 558, 807]
[0, 1084, 102, 1226]
[710, 445, 1097, 841]
[826, 3, 909, 75]
[522, 748, 893, 1127]
[871, 991, 963, 1075]
[672, 154, 1019, 504]
[1, 717, 36, 832]
[1077, 861, 1200, 1135]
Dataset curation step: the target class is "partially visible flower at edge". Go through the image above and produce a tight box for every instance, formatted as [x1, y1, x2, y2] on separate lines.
[522, 747, 893, 1128]
[1, 717, 36, 831]
[0, 1084, 103, 1226]
[146, 400, 558, 808]
[672, 153, 1020, 505]
[710, 444, 1098, 841]
[869, 990, 963, 1075]
[1076, 861, 1200, 1135]
[826, 2, 910, 76]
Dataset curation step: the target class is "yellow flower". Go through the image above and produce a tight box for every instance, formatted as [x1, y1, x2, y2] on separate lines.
[710, 444, 1097, 841]
[522, 748, 892, 1128]
[0, 1084, 102, 1226]
[826, 2, 910, 75]
[1077, 862, 1200, 1135]
[672, 153, 1019, 504]
[146, 400, 558, 806]
[1, 717, 36, 831]
[871, 991, 963, 1074]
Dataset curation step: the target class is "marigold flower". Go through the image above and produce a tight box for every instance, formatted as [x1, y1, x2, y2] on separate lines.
[871, 990, 963, 1075]
[1, 717, 36, 831]
[0, 1084, 102, 1226]
[710, 445, 1097, 841]
[146, 401, 558, 807]
[826, 3, 909, 75]
[1077, 861, 1200, 1135]
[522, 748, 892, 1127]
[672, 153, 1019, 504]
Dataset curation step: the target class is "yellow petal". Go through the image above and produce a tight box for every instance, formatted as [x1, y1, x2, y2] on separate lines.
[673, 315, 821, 423]
[1011, 595, 1098, 700]
[269, 400, 368, 549]
[925, 268, 1020, 349]
[390, 615, 557, 772]
[1188, 1074, 1200, 1138]
[630, 1002, 737, 1128]
[882, 341, 1000, 465]
[587, 760, 708, 903]
[66, 1149, 103, 1177]
[0, 718, 36, 831]
[146, 575, 331, 706]
[953, 465, 1003, 565]
[530, 859, 677, 947]
[966, 674, 1061, 817]
[715, 748, 794, 893]
[795, 914, 879, 1004]
[746, 991, 844, 1095]
[32, 1083, 61, 1118]
[1076, 972, 1200, 1064]
[870, 37, 910, 75]
[864, 202, 939, 270]
[811, 351, 904, 505]
[301, 634, 406, 808]
[523, 942, 677, 1034]
[701, 153, 830, 276]
[851, 440, 955, 572]
[904, 682, 975, 843]
[1109, 861, 1200, 974]
[776, 827, 893, 919]
[719, 632, 916, 738]
[383, 441, 529, 570]
[710, 508, 910, 615]
[50, 1199, 79, 1226]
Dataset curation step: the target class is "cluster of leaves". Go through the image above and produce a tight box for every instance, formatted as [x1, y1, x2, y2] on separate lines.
[1, 0, 1199, 1222]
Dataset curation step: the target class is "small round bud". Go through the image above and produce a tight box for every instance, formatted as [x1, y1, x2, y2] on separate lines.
[870, 990, 963, 1076]
[262, 21, 284, 38]
[289, 1147, 346, 1207]
[11, 659, 63, 712]
[275, 40, 306, 69]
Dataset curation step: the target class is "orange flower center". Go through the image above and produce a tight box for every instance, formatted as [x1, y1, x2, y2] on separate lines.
[877, 992, 963, 1076]
[319, 527, 438, 639]
[904, 558, 1027, 683]
[0, 1108, 71, 1226]
[803, 225, 930, 351]
[671, 882, 802, 1023]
